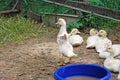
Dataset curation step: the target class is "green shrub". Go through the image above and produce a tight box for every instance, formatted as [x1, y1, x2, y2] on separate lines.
[88, 0, 120, 10]
[67, 13, 120, 32]
[0, 0, 13, 11]
[67, 13, 98, 32]
[88, 0, 103, 6]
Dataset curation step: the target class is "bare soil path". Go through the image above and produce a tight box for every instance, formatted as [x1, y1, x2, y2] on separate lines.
[0, 27, 120, 80]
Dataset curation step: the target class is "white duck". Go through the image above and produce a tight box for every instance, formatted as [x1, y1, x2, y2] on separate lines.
[95, 30, 112, 53]
[104, 45, 120, 72]
[56, 18, 68, 44]
[86, 28, 99, 49]
[58, 34, 77, 64]
[69, 28, 83, 47]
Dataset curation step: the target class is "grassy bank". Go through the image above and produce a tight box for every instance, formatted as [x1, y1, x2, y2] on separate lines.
[0, 16, 49, 45]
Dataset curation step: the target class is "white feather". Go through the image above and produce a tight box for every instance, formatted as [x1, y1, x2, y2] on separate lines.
[58, 35, 77, 57]
[99, 51, 110, 58]
[86, 35, 99, 48]
[104, 45, 120, 72]
[104, 56, 120, 72]
[68, 28, 83, 46]
[95, 38, 111, 53]
[86, 28, 99, 48]
[69, 34, 83, 46]
[113, 44, 120, 56]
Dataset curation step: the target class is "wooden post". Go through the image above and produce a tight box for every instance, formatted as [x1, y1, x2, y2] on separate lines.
[16, 0, 22, 12]
[31, 0, 34, 11]
[54, 0, 57, 23]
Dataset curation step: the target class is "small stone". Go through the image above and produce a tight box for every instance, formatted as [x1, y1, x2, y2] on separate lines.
[30, 77, 37, 80]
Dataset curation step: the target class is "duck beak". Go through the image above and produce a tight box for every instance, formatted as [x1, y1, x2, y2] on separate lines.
[104, 44, 108, 52]
[76, 32, 81, 35]
[97, 32, 99, 35]
[98, 32, 101, 37]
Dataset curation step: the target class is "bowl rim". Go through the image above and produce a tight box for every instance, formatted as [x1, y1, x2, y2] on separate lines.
[54, 63, 111, 80]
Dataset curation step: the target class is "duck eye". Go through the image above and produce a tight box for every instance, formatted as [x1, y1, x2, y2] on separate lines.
[108, 48, 111, 49]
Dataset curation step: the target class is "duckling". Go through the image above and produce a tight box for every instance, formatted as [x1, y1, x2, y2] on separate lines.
[58, 34, 77, 65]
[104, 45, 120, 72]
[112, 44, 120, 57]
[69, 28, 83, 47]
[56, 18, 68, 44]
[86, 28, 99, 49]
[99, 43, 120, 59]
[99, 51, 110, 59]
[95, 30, 112, 53]
[98, 40, 112, 58]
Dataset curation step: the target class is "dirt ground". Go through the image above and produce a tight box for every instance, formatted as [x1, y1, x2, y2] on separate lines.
[0, 27, 120, 80]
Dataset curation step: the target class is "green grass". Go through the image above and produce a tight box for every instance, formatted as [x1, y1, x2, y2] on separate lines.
[0, 16, 48, 45]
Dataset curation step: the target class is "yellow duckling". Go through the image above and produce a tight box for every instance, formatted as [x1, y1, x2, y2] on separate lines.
[86, 28, 99, 49]
[95, 30, 112, 53]
[69, 28, 83, 47]
[104, 45, 120, 72]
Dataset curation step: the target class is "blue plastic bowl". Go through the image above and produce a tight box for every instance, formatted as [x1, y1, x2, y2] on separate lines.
[54, 64, 111, 80]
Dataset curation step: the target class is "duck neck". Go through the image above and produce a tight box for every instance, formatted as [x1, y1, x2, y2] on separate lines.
[107, 54, 114, 59]
[59, 25, 67, 34]
[100, 36, 106, 39]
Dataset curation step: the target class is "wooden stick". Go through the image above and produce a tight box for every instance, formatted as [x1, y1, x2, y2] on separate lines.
[0, 9, 19, 14]
[43, 0, 120, 22]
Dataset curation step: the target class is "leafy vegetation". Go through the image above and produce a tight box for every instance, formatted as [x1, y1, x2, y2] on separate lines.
[88, 0, 120, 10]
[21, 0, 75, 16]
[67, 14, 96, 32]
[0, 0, 13, 11]
[0, 0, 120, 38]
[67, 0, 120, 32]
[67, 13, 120, 32]
[21, 0, 120, 32]
[0, 0, 120, 14]
[88, 0, 103, 6]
